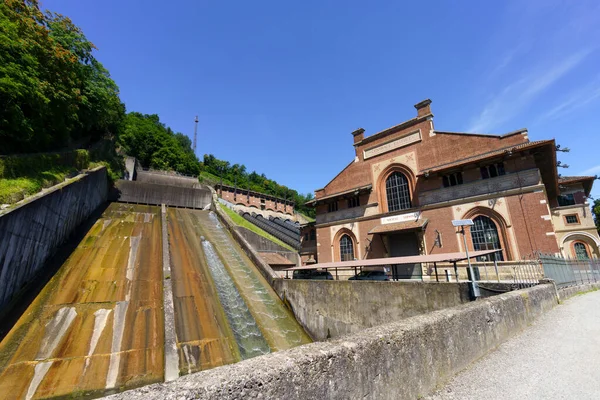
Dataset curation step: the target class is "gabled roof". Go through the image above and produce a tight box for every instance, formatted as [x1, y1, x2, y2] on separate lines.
[420, 140, 554, 174]
[558, 176, 596, 184]
[432, 128, 527, 139]
[558, 176, 596, 196]
[307, 184, 372, 206]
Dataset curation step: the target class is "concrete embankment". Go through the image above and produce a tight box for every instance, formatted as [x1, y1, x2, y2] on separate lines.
[115, 180, 211, 209]
[0, 166, 108, 312]
[0, 203, 165, 399]
[135, 170, 202, 188]
[274, 280, 471, 340]
[105, 283, 559, 400]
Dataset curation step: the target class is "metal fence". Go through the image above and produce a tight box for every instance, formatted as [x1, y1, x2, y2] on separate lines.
[510, 258, 544, 289]
[539, 253, 600, 288]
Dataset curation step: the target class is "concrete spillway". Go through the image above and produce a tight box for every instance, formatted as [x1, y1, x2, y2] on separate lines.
[0, 203, 310, 399]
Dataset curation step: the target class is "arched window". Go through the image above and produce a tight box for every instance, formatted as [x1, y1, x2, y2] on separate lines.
[386, 171, 411, 212]
[471, 216, 504, 261]
[574, 242, 590, 260]
[340, 234, 355, 261]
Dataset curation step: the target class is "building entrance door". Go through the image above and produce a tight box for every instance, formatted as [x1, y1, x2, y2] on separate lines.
[388, 232, 421, 280]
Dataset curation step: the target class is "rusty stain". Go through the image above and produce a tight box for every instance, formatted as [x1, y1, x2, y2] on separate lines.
[0, 203, 164, 399]
[167, 208, 240, 373]
[0, 204, 311, 399]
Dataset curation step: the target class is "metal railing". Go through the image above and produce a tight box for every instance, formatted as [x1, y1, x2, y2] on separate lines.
[539, 253, 600, 288]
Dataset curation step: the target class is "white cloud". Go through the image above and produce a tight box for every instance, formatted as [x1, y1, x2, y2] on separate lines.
[468, 49, 593, 133]
[536, 78, 600, 122]
[580, 165, 600, 176]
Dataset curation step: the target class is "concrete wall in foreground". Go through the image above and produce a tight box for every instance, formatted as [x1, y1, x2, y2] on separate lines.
[0, 167, 108, 311]
[274, 279, 471, 340]
[115, 180, 211, 209]
[105, 284, 558, 400]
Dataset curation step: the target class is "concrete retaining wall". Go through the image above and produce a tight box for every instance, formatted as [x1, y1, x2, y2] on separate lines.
[0, 167, 108, 310]
[558, 282, 600, 301]
[105, 284, 558, 400]
[274, 280, 471, 340]
[234, 226, 291, 252]
[115, 180, 211, 209]
[136, 170, 201, 188]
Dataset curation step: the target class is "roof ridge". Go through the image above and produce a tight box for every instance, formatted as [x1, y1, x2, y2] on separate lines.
[421, 140, 554, 173]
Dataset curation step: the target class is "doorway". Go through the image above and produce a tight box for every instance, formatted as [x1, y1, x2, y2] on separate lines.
[388, 232, 421, 280]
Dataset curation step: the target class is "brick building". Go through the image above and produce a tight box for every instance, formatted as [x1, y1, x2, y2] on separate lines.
[306, 99, 599, 273]
[216, 183, 295, 215]
[552, 176, 599, 259]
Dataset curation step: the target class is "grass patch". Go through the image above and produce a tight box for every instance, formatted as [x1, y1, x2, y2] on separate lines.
[297, 212, 315, 223]
[220, 204, 295, 251]
[198, 171, 232, 186]
[0, 143, 124, 205]
[0, 165, 78, 204]
[573, 287, 599, 297]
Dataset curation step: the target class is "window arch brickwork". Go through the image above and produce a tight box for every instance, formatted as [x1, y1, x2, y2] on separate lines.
[332, 228, 358, 262]
[376, 164, 416, 214]
[573, 241, 591, 260]
[386, 171, 412, 212]
[340, 234, 355, 261]
[471, 215, 504, 261]
[462, 206, 513, 261]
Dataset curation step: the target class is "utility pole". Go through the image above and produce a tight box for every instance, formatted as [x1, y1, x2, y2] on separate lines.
[193, 115, 198, 153]
[452, 219, 480, 299]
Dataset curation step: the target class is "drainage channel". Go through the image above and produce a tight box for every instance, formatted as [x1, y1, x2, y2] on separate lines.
[201, 238, 270, 359]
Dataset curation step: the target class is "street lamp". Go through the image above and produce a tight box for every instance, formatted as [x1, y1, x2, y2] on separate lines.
[452, 219, 480, 299]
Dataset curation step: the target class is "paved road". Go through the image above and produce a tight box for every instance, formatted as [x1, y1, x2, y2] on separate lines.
[427, 290, 600, 400]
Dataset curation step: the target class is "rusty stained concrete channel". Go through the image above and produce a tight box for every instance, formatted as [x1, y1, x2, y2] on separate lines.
[0, 203, 310, 399]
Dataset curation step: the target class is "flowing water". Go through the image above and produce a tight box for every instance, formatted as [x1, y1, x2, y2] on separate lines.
[201, 239, 271, 359]
[0, 204, 310, 399]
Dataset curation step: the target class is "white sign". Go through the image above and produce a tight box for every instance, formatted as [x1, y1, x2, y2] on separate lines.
[363, 130, 421, 160]
[381, 211, 421, 225]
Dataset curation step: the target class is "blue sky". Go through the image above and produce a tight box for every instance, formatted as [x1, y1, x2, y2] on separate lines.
[43, 0, 600, 198]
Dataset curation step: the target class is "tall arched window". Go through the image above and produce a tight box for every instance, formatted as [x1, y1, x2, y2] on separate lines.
[471, 216, 504, 261]
[386, 171, 411, 212]
[574, 242, 590, 260]
[340, 234, 355, 261]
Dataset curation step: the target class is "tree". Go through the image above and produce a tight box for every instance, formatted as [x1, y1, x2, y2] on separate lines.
[593, 199, 600, 232]
[118, 112, 200, 176]
[0, 0, 124, 153]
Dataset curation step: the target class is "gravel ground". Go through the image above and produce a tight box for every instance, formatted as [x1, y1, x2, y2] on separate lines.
[427, 289, 600, 400]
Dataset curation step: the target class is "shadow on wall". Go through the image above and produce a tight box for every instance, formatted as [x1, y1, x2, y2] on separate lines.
[274, 279, 471, 341]
[113, 180, 211, 209]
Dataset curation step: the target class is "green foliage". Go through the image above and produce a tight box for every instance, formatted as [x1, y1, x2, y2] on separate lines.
[593, 199, 600, 232]
[118, 112, 200, 176]
[220, 204, 295, 251]
[0, 150, 92, 203]
[0, 1, 312, 215]
[203, 154, 316, 218]
[0, 0, 124, 153]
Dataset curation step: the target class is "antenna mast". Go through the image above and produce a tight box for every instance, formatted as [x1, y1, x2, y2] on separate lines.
[193, 115, 199, 152]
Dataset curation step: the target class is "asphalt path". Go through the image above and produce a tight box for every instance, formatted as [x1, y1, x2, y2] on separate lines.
[427, 289, 600, 400]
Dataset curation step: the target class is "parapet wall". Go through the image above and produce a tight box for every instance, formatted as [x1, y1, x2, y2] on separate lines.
[0, 167, 108, 311]
[115, 180, 211, 209]
[136, 170, 201, 188]
[105, 283, 558, 400]
[274, 280, 471, 340]
[234, 226, 291, 252]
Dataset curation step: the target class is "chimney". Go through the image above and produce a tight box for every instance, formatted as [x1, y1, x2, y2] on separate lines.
[414, 99, 432, 117]
[352, 128, 365, 145]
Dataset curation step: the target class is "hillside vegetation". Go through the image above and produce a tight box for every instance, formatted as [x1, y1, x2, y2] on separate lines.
[0, 0, 315, 218]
